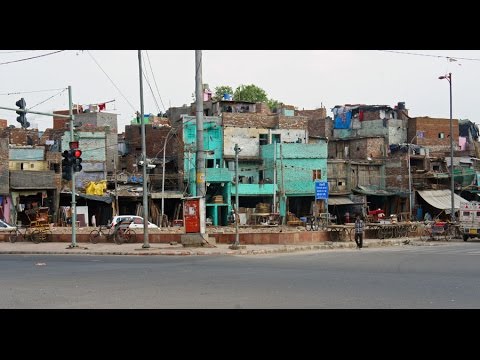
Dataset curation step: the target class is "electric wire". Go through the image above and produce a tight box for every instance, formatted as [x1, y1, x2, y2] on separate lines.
[86, 50, 137, 112]
[145, 51, 166, 112]
[29, 88, 68, 109]
[377, 50, 480, 62]
[0, 50, 65, 65]
[140, 52, 161, 114]
[0, 88, 66, 96]
[0, 50, 38, 54]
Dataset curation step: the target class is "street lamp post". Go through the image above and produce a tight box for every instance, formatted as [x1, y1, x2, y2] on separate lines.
[439, 72, 455, 222]
[161, 127, 176, 225]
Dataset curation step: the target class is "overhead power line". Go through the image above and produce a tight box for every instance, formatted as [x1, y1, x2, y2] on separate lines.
[0, 50, 65, 65]
[146, 50, 166, 112]
[141, 52, 161, 114]
[0, 50, 39, 54]
[86, 50, 137, 112]
[377, 50, 480, 62]
[30, 88, 68, 109]
[0, 88, 66, 96]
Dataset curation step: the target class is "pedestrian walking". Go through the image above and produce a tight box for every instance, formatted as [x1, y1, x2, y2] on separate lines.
[354, 214, 364, 249]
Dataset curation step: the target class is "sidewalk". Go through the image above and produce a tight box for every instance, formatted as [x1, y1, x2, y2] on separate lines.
[0, 238, 420, 256]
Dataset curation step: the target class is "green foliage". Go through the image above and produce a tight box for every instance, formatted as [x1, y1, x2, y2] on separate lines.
[233, 84, 268, 103]
[267, 98, 280, 112]
[213, 85, 234, 101]
[213, 84, 281, 112]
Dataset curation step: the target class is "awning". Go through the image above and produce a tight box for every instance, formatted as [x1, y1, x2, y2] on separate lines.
[328, 197, 354, 205]
[78, 194, 113, 204]
[417, 189, 468, 211]
[352, 185, 396, 196]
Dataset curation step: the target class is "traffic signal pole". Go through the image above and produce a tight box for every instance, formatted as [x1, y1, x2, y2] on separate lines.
[0, 87, 78, 247]
[68, 86, 78, 248]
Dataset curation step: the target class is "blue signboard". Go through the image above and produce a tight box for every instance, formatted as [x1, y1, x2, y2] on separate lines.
[315, 181, 328, 200]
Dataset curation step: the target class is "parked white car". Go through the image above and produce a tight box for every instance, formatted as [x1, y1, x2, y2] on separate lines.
[0, 219, 16, 231]
[110, 216, 159, 229]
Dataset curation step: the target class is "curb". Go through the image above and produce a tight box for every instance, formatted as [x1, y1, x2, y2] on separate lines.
[0, 238, 411, 256]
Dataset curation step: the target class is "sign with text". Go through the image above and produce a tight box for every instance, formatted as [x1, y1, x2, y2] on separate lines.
[315, 181, 328, 200]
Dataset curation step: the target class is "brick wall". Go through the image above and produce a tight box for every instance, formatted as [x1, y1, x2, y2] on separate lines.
[255, 102, 271, 114]
[277, 115, 309, 129]
[222, 113, 277, 128]
[8, 128, 40, 145]
[409, 117, 459, 153]
[296, 108, 327, 120]
[363, 110, 381, 121]
[53, 109, 81, 130]
[329, 137, 385, 160]
[385, 152, 408, 189]
[125, 124, 181, 162]
[308, 117, 333, 138]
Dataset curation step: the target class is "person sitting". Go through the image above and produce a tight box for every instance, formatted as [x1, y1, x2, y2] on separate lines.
[424, 212, 432, 222]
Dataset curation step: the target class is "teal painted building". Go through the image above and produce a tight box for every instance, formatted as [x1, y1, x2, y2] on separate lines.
[182, 115, 230, 225]
[261, 142, 328, 218]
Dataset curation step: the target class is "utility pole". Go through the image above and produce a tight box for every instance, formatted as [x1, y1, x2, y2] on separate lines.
[161, 128, 173, 226]
[195, 50, 205, 199]
[138, 50, 150, 248]
[68, 85, 77, 248]
[273, 143, 277, 213]
[195, 50, 206, 243]
[280, 142, 286, 225]
[449, 74, 455, 223]
[233, 144, 241, 248]
[113, 155, 119, 216]
[407, 144, 412, 219]
[439, 73, 455, 222]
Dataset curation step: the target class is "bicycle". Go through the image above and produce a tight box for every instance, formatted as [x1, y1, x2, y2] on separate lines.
[305, 216, 319, 231]
[89, 221, 136, 244]
[420, 221, 452, 241]
[9, 225, 52, 244]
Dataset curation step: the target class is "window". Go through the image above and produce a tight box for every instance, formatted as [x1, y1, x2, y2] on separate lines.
[312, 170, 321, 180]
[206, 159, 215, 168]
[259, 134, 268, 146]
[438, 133, 445, 139]
[272, 134, 281, 143]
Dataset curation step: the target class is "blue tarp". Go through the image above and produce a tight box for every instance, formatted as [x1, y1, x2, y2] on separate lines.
[334, 111, 352, 129]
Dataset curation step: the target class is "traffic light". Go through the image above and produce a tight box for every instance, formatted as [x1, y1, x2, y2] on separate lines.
[15, 98, 30, 129]
[61, 150, 72, 181]
[71, 148, 82, 172]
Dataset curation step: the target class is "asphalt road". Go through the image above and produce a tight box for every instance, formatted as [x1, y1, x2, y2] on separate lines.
[1, 243, 480, 308]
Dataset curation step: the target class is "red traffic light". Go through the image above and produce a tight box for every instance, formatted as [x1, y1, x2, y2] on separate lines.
[72, 149, 82, 158]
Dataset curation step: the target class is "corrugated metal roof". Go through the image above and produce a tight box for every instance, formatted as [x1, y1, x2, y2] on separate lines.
[353, 185, 396, 196]
[417, 189, 468, 211]
[328, 197, 354, 205]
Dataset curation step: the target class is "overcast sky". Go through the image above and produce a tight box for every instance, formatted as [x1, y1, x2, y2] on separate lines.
[1, 50, 479, 132]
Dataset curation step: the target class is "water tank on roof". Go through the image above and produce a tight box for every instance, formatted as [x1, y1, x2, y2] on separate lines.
[223, 93, 232, 101]
[397, 102, 406, 110]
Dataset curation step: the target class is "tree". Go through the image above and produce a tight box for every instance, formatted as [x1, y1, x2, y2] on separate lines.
[267, 98, 280, 112]
[233, 84, 268, 103]
[213, 85, 234, 101]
